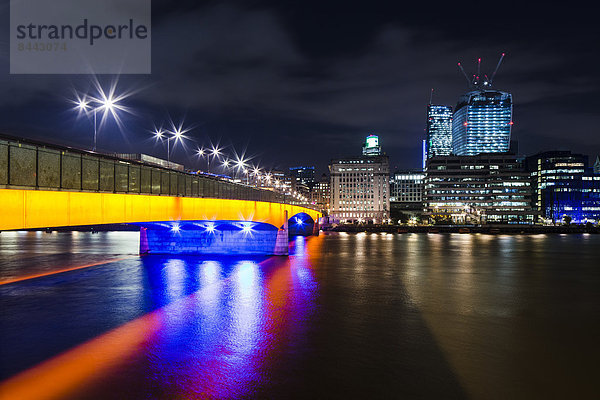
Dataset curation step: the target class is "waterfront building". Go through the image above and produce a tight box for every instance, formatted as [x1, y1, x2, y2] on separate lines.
[525, 151, 600, 224]
[330, 136, 390, 223]
[390, 169, 425, 222]
[426, 105, 453, 158]
[452, 90, 513, 156]
[390, 170, 424, 203]
[424, 153, 537, 224]
[594, 156, 600, 174]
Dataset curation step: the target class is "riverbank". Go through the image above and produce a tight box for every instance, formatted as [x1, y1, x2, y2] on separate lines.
[326, 224, 600, 234]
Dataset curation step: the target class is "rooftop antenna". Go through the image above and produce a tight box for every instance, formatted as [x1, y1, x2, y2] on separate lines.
[490, 52, 505, 84]
[429, 88, 434, 104]
[476, 58, 481, 83]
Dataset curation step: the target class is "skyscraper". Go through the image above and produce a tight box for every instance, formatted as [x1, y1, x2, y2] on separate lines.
[426, 105, 453, 158]
[451, 54, 513, 156]
[451, 89, 513, 155]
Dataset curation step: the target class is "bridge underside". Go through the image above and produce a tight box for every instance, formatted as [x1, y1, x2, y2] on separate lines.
[288, 212, 319, 237]
[138, 220, 290, 256]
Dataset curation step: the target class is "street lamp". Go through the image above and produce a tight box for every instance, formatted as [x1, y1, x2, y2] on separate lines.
[75, 95, 98, 151]
[153, 126, 172, 166]
[196, 147, 205, 171]
[208, 145, 222, 174]
[153, 120, 188, 167]
[72, 82, 129, 152]
[234, 156, 247, 182]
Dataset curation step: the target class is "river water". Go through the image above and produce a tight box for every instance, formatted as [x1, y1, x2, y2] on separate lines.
[0, 231, 598, 399]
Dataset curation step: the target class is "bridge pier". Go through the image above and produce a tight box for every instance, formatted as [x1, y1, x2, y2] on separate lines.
[273, 211, 289, 256]
[138, 219, 289, 256]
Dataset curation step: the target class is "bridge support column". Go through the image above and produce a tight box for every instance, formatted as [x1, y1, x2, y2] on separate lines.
[140, 227, 150, 255]
[273, 210, 289, 256]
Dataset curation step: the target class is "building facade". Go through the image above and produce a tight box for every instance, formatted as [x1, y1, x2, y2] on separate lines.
[330, 137, 390, 223]
[424, 154, 537, 224]
[289, 166, 315, 188]
[390, 169, 425, 222]
[525, 151, 600, 224]
[452, 90, 513, 156]
[391, 170, 424, 203]
[311, 174, 331, 215]
[426, 105, 453, 158]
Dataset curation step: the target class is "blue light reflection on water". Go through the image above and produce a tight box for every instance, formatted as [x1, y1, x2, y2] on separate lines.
[0, 233, 320, 399]
[131, 243, 319, 399]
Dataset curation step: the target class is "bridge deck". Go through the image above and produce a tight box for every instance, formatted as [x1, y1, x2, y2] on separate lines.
[0, 189, 319, 231]
[0, 136, 320, 231]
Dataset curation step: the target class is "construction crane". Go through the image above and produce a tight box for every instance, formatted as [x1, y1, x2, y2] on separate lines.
[457, 53, 506, 89]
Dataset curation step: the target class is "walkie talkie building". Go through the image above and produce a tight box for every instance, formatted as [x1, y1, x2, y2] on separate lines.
[452, 90, 513, 156]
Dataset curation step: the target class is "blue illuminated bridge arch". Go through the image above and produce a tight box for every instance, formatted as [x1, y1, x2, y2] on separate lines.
[288, 212, 317, 237]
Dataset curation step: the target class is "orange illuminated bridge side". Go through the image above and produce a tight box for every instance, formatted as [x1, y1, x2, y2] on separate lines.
[0, 189, 320, 232]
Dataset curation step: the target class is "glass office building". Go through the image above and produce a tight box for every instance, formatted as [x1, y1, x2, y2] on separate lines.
[525, 151, 600, 224]
[424, 154, 537, 224]
[426, 105, 453, 158]
[452, 90, 513, 156]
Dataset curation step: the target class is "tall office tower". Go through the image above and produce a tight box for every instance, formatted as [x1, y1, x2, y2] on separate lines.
[451, 90, 513, 155]
[452, 54, 513, 155]
[426, 105, 453, 158]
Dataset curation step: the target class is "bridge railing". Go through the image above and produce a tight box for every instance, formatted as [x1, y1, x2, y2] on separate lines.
[0, 135, 303, 206]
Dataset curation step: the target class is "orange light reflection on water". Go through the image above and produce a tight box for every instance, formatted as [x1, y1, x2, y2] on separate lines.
[0, 236, 324, 400]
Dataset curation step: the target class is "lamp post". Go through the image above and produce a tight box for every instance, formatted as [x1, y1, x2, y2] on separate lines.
[153, 123, 186, 168]
[221, 159, 230, 178]
[235, 157, 246, 182]
[208, 146, 221, 174]
[153, 127, 170, 165]
[197, 147, 205, 171]
[73, 83, 128, 152]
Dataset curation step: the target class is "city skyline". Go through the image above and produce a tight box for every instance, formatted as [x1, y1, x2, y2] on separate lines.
[0, 1, 599, 175]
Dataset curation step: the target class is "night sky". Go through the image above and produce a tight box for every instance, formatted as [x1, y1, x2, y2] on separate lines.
[1, 1, 599, 175]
